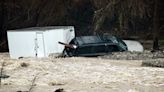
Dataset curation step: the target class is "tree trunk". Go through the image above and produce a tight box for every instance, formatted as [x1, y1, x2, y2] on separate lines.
[0, 0, 5, 34]
[153, 0, 160, 51]
[34, 0, 47, 26]
[0, 0, 8, 52]
[1, 0, 8, 32]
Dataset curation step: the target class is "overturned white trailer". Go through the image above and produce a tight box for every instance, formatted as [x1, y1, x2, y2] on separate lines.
[7, 26, 75, 59]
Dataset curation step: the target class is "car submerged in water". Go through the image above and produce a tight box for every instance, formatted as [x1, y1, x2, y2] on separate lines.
[59, 35, 127, 57]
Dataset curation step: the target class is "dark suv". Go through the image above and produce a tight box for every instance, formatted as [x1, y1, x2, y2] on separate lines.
[60, 35, 127, 57]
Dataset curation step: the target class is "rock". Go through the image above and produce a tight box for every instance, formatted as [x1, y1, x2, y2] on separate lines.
[54, 88, 64, 92]
[20, 62, 30, 67]
[0, 74, 10, 78]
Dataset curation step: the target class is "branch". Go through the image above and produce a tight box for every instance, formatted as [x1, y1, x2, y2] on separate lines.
[28, 76, 37, 92]
[0, 62, 5, 87]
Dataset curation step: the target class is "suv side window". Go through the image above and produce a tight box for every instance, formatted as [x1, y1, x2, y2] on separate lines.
[75, 45, 107, 55]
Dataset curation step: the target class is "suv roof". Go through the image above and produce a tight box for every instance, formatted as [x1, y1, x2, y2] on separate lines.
[72, 35, 119, 45]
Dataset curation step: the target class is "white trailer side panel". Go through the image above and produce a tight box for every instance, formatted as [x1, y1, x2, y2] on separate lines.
[7, 26, 75, 58]
[63, 27, 75, 43]
[7, 31, 36, 59]
[44, 28, 75, 56]
[44, 29, 64, 56]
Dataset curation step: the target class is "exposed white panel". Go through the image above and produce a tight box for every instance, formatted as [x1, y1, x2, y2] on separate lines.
[123, 40, 144, 52]
[56, 29, 65, 53]
[36, 32, 46, 57]
[44, 28, 75, 55]
[63, 27, 75, 43]
[7, 31, 36, 59]
[44, 29, 64, 55]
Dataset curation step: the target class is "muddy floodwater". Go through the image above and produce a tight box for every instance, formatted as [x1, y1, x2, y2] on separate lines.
[0, 53, 164, 92]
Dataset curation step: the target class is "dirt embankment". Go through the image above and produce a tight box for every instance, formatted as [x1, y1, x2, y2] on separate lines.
[0, 53, 164, 92]
[100, 51, 164, 68]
